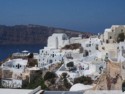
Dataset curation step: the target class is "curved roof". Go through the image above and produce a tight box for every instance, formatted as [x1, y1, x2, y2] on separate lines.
[69, 83, 93, 91]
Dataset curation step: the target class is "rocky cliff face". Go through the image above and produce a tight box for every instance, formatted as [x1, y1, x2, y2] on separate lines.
[0, 25, 92, 45]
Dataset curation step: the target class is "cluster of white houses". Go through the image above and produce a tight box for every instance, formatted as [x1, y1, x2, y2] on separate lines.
[38, 25, 125, 79]
[1, 25, 125, 91]
[38, 25, 125, 91]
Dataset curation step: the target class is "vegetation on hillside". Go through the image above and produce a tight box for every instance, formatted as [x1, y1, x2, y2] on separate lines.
[44, 71, 56, 81]
[62, 43, 81, 50]
[61, 72, 71, 90]
[22, 75, 48, 89]
[74, 75, 93, 85]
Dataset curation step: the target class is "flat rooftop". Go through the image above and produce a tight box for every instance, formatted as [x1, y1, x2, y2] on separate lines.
[0, 88, 32, 94]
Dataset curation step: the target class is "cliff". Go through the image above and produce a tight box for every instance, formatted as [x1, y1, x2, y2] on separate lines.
[0, 24, 92, 45]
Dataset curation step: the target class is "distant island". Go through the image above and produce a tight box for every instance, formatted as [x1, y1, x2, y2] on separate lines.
[0, 24, 92, 45]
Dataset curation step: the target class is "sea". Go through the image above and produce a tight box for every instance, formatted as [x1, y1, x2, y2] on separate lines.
[0, 44, 45, 62]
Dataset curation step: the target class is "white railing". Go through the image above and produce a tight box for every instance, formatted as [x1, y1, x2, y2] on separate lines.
[28, 86, 42, 94]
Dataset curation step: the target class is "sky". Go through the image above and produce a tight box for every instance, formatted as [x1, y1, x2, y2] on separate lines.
[0, 0, 125, 33]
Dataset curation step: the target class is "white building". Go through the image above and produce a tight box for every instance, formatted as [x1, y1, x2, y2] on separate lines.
[39, 48, 64, 68]
[82, 37, 103, 56]
[102, 25, 125, 43]
[117, 41, 125, 63]
[1, 59, 27, 72]
[38, 33, 70, 68]
[1, 59, 28, 88]
[70, 35, 85, 44]
[47, 33, 69, 49]
[2, 79, 22, 88]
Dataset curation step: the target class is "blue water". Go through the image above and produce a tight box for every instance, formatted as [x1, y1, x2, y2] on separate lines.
[0, 44, 45, 62]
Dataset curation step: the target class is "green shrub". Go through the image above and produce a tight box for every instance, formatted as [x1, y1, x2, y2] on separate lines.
[61, 73, 67, 79]
[67, 62, 74, 68]
[74, 75, 93, 85]
[64, 78, 71, 89]
[62, 43, 81, 50]
[49, 78, 55, 84]
[22, 75, 47, 89]
[44, 71, 56, 81]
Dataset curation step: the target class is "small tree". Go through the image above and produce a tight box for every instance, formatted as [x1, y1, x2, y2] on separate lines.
[61, 73, 67, 79]
[117, 32, 125, 43]
[49, 78, 56, 84]
[64, 78, 71, 89]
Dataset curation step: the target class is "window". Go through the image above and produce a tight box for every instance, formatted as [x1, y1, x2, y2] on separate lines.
[109, 36, 112, 39]
[89, 50, 91, 53]
[89, 44, 91, 47]
[16, 64, 21, 69]
[122, 46, 124, 50]
[102, 47, 105, 50]
[106, 40, 109, 43]
[49, 60, 53, 63]
[17, 64, 20, 69]
[121, 29, 123, 32]
[52, 54, 54, 57]
[86, 44, 88, 47]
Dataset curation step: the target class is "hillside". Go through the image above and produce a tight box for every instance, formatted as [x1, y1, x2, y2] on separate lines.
[0, 24, 92, 45]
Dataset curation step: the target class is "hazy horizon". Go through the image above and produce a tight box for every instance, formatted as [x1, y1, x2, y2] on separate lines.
[0, 0, 125, 33]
